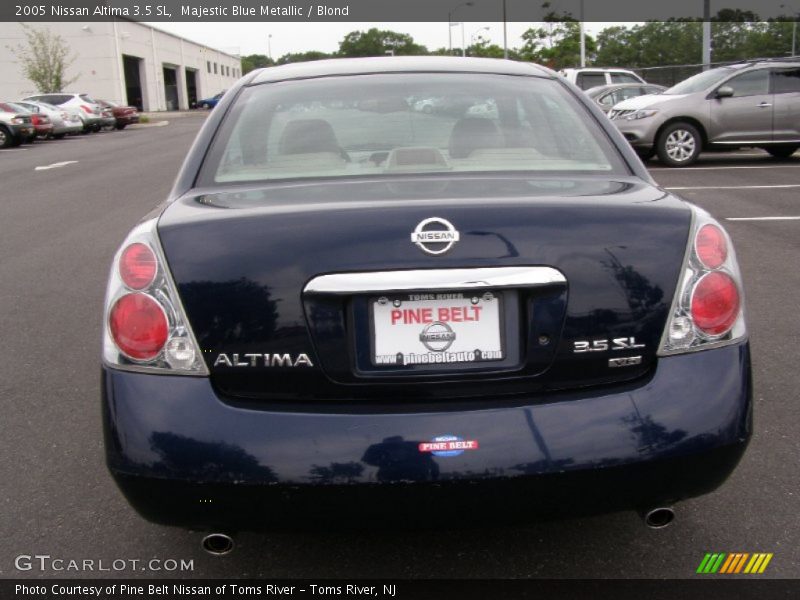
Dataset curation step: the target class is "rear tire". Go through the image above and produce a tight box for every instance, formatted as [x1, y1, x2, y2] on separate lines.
[115, 123, 127, 130]
[656, 122, 702, 167]
[53, 133, 66, 140]
[765, 145, 799, 159]
[0, 127, 11, 148]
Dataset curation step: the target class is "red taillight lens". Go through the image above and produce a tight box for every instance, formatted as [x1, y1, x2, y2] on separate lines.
[691, 271, 740, 336]
[119, 243, 157, 290]
[695, 224, 727, 269]
[109, 293, 169, 360]
[80, 104, 92, 114]
[31, 114, 41, 125]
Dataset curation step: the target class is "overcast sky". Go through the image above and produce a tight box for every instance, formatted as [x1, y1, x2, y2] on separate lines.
[147, 22, 629, 58]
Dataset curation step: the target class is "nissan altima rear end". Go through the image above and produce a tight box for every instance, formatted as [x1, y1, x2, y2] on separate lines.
[101, 58, 751, 536]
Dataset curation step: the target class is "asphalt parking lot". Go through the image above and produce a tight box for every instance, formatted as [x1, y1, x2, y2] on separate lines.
[1, 114, 798, 579]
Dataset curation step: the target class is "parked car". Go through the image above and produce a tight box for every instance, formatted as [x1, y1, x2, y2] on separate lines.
[14, 100, 83, 138]
[99, 107, 117, 130]
[197, 91, 225, 109]
[0, 105, 33, 148]
[22, 92, 104, 132]
[560, 68, 646, 90]
[96, 99, 140, 129]
[102, 57, 750, 547]
[609, 59, 800, 166]
[0, 102, 52, 142]
[585, 83, 667, 114]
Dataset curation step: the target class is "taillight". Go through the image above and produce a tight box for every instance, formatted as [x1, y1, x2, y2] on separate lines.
[109, 293, 168, 360]
[80, 105, 92, 114]
[659, 208, 746, 354]
[690, 272, 740, 336]
[31, 114, 41, 125]
[119, 243, 157, 289]
[102, 219, 208, 375]
[695, 224, 727, 269]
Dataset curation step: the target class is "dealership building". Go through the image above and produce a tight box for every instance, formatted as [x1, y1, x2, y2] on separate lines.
[0, 21, 241, 110]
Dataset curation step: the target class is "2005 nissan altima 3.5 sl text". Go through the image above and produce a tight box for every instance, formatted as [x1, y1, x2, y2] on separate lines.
[101, 57, 751, 543]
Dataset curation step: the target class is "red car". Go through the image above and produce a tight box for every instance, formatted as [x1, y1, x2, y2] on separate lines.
[0, 102, 52, 141]
[97, 100, 140, 130]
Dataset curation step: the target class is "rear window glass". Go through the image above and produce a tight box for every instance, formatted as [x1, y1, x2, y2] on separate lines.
[610, 73, 641, 84]
[202, 73, 625, 185]
[772, 68, 800, 93]
[576, 73, 607, 90]
[79, 94, 96, 103]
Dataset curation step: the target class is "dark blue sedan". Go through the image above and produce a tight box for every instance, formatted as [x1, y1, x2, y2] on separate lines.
[102, 57, 751, 554]
[196, 90, 225, 109]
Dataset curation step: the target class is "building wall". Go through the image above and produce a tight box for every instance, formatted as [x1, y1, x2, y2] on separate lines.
[0, 21, 241, 110]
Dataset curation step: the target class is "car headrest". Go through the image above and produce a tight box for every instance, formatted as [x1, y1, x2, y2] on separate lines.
[278, 119, 342, 155]
[448, 117, 504, 159]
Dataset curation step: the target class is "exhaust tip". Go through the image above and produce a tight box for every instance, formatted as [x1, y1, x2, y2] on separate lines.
[642, 507, 675, 529]
[201, 533, 234, 556]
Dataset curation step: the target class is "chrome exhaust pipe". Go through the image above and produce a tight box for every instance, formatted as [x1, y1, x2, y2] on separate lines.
[641, 507, 675, 529]
[201, 533, 235, 556]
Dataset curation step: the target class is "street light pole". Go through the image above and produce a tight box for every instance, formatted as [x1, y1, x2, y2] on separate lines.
[702, 0, 711, 69]
[503, 0, 508, 59]
[448, 1, 473, 56]
[579, 0, 585, 67]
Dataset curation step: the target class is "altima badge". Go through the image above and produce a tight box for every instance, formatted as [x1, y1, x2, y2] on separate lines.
[411, 217, 460, 255]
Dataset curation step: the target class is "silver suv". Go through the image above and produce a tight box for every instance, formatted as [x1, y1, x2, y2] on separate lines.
[22, 92, 104, 132]
[610, 60, 800, 166]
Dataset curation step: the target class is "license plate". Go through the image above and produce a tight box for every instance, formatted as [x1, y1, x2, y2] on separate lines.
[372, 291, 503, 366]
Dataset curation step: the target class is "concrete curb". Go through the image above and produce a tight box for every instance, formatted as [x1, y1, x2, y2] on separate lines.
[127, 120, 170, 129]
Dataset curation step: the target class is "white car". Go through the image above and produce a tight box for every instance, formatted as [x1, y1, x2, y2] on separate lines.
[14, 100, 83, 138]
[560, 68, 645, 90]
[22, 92, 104, 132]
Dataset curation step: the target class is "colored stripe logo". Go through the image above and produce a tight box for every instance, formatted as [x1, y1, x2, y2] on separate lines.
[697, 553, 773, 574]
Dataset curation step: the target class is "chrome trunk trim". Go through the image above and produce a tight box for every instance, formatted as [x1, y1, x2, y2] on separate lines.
[304, 266, 566, 295]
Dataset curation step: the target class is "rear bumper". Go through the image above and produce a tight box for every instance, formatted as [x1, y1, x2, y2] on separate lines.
[103, 343, 752, 531]
[115, 114, 139, 126]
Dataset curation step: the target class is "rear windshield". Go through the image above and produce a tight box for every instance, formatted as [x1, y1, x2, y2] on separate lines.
[201, 73, 626, 185]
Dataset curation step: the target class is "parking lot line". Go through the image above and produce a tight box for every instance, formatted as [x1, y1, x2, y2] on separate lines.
[35, 160, 78, 171]
[665, 184, 800, 190]
[650, 165, 800, 171]
[726, 216, 800, 221]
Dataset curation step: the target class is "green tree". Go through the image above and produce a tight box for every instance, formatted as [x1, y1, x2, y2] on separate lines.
[241, 53, 275, 74]
[593, 26, 638, 67]
[519, 11, 596, 69]
[338, 28, 427, 57]
[7, 24, 78, 93]
[466, 40, 520, 59]
[594, 21, 701, 69]
[275, 51, 333, 65]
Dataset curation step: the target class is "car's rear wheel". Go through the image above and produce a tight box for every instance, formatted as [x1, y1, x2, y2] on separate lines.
[115, 123, 127, 130]
[765, 145, 799, 159]
[0, 127, 11, 148]
[53, 133, 65, 139]
[657, 122, 702, 167]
